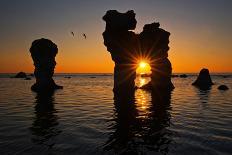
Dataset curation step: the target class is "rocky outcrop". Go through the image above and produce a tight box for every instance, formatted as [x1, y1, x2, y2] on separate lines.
[102, 10, 138, 92]
[192, 68, 213, 89]
[30, 38, 63, 92]
[102, 10, 174, 91]
[139, 22, 174, 90]
[180, 74, 188, 78]
[218, 85, 229, 90]
[14, 72, 27, 78]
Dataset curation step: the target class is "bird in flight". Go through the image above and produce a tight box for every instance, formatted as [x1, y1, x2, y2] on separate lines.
[71, 31, 74, 37]
[83, 33, 87, 39]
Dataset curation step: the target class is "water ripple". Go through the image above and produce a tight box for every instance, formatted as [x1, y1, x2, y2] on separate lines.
[0, 75, 231, 154]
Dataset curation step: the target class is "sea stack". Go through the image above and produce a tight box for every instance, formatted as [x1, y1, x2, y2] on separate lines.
[103, 10, 174, 92]
[139, 22, 174, 90]
[30, 38, 63, 92]
[102, 10, 138, 92]
[192, 68, 213, 89]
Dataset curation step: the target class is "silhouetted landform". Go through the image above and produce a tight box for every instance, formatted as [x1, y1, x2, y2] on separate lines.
[14, 72, 27, 78]
[102, 10, 174, 92]
[103, 10, 138, 92]
[24, 77, 31, 80]
[90, 76, 96, 78]
[64, 76, 71, 79]
[180, 74, 188, 78]
[218, 85, 229, 90]
[192, 68, 214, 89]
[139, 22, 174, 90]
[221, 75, 230, 78]
[30, 38, 63, 92]
[171, 74, 179, 78]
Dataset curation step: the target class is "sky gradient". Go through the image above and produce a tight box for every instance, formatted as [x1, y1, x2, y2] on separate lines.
[0, 0, 231, 73]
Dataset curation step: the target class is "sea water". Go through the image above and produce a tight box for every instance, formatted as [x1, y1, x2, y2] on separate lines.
[0, 74, 231, 154]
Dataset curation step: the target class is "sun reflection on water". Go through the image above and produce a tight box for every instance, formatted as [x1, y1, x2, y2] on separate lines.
[135, 88, 151, 118]
[135, 76, 150, 87]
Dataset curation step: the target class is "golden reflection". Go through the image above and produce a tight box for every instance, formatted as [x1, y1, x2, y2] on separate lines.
[135, 89, 151, 116]
[140, 78, 146, 86]
[136, 76, 151, 87]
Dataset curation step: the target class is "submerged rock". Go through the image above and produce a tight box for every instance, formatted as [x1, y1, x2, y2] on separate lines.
[192, 68, 213, 89]
[30, 38, 63, 92]
[24, 77, 31, 80]
[218, 85, 229, 90]
[171, 74, 179, 78]
[180, 74, 188, 78]
[14, 72, 27, 78]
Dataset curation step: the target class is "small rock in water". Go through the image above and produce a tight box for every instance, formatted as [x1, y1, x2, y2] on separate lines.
[192, 68, 213, 89]
[24, 77, 31, 80]
[218, 85, 229, 90]
[14, 72, 27, 78]
[222, 75, 230, 78]
[180, 74, 187, 78]
[179, 74, 187, 78]
[171, 74, 179, 78]
[64, 76, 71, 79]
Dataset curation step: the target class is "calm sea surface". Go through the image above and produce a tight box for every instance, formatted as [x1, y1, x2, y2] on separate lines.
[0, 74, 231, 155]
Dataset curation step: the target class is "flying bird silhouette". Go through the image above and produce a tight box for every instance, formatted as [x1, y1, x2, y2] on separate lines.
[83, 33, 87, 39]
[71, 31, 74, 37]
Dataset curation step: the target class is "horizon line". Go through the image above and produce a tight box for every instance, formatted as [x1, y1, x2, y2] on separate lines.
[1, 72, 232, 74]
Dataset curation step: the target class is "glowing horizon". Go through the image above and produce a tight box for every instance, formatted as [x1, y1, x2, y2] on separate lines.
[0, 1, 232, 73]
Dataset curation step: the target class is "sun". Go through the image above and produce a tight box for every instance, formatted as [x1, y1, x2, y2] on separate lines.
[139, 61, 147, 68]
[136, 61, 151, 74]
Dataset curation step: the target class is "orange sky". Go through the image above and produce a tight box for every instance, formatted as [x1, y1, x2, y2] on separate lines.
[0, 1, 231, 73]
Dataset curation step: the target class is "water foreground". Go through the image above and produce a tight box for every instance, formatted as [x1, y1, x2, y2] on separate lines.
[0, 74, 231, 154]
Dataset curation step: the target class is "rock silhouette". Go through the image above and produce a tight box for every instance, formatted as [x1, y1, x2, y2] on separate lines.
[24, 77, 31, 80]
[102, 10, 174, 91]
[171, 74, 179, 78]
[30, 38, 63, 92]
[102, 10, 138, 92]
[218, 85, 229, 90]
[14, 72, 27, 78]
[192, 68, 213, 89]
[139, 22, 174, 90]
[180, 74, 188, 78]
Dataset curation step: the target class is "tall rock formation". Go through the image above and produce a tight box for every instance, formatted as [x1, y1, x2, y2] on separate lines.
[102, 10, 139, 92]
[103, 10, 174, 91]
[30, 38, 63, 92]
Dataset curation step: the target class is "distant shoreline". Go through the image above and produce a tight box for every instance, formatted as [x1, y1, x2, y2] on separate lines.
[0, 72, 232, 75]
